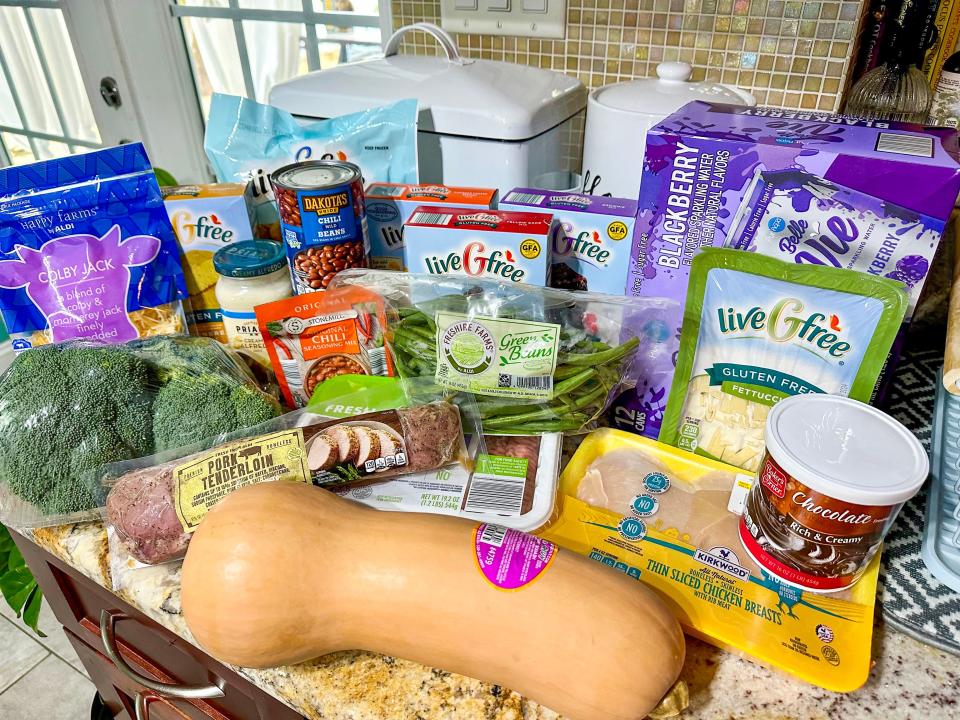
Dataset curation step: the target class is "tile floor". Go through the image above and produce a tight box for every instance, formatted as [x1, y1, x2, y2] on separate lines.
[0, 599, 98, 719]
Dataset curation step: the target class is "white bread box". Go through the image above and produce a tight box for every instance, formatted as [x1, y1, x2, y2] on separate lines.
[269, 23, 586, 191]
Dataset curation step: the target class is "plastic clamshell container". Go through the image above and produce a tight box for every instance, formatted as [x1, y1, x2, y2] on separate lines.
[539, 428, 882, 692]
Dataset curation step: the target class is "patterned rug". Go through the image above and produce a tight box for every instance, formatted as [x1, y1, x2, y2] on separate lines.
[879, 347, 960, 655]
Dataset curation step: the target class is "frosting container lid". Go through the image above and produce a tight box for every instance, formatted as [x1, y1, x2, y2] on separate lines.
[764, 394, 928, 506]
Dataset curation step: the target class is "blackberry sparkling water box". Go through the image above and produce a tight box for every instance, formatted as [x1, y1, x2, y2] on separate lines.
[613, 101, 960, 439]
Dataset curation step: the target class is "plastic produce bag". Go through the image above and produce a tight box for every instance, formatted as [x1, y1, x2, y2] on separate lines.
[204, 94, 419, 239]
[98, 378, 483, 565]
[0, 144, 188, 353]
[329, 269, 678, 435]
[0, 335, 281, 528]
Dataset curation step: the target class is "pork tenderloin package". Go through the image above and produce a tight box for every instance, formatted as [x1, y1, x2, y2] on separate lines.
[101, 400, 472, 564]
[615, 102, 960, 435]
[539, 428, 880, 692]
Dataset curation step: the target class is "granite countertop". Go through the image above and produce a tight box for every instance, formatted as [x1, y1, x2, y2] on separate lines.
[24, 522, 960, 720]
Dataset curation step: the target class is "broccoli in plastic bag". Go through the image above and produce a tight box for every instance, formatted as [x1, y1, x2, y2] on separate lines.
[0, 336, 281, 528]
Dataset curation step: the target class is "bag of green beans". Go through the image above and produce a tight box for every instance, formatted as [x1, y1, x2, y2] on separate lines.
[329, 270, 678, 436]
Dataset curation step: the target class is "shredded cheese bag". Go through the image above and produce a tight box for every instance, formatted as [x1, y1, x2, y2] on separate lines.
[659, 248, 907, 471]
[0, 144, 188, 353]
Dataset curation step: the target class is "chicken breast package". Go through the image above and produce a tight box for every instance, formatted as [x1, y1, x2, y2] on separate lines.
[539, 428, 882, 692]
[100, 400, 473, 565]
[659, 248, 907, 472]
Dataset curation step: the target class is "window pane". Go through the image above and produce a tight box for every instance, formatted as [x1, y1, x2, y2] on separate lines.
[1, 132, 35, 165]
[242, 20, 307, 100]
[239, 0, 301, 9]
[181, 16, 245, 117]
[29, 8, 100, 144]
[177, 0, 230, 7]
[0, 7, 63, 137]
[0, 58, 22, 131]
[177, 0, 382, 114]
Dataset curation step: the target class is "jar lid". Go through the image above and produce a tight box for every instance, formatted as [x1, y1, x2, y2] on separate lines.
[214, 241, 287, 279]
[764, 394, 928, 506]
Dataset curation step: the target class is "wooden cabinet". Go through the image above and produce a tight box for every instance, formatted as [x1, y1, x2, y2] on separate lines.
[9, 528, 304, 720]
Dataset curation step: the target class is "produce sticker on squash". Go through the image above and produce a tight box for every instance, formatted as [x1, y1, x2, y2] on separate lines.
[174, 429, 310, 532]
[435, 312, 560, 400]
[474, 523, 557, 591]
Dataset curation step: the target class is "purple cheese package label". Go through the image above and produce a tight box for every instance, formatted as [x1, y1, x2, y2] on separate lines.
[726, 169, 943, 315]
[614, 101, 960, 440]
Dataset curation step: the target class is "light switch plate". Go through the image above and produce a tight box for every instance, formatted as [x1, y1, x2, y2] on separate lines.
[440, 0, 565, 39]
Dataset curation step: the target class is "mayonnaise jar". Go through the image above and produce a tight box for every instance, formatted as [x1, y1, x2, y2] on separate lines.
[214, 240, 292, 365]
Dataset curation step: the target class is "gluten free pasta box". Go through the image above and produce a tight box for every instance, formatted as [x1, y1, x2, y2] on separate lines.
[402, 206, 558, 286]
[500, 188, 636, 294]
[162, 183, 255, 342]
[365, 184, 498, 271]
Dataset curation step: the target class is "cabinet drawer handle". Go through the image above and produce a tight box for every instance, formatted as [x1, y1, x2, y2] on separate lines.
[100, 610, 225, 699]
[134, 692, 155, 720]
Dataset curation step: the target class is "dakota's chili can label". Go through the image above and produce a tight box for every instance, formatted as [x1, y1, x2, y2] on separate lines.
[270, 160, 369, 294]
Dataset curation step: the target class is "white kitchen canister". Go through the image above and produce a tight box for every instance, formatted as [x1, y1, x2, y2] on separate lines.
[581, 62, 755, 199]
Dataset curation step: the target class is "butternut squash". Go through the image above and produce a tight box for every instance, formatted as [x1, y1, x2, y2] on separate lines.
[181, 482, 685, 720]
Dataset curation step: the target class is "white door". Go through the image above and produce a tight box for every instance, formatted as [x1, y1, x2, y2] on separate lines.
[0, 1, 390, 179]
[0, 0, 110, 165]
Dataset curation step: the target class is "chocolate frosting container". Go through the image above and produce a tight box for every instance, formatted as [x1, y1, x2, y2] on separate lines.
[739, 393, 928, 593]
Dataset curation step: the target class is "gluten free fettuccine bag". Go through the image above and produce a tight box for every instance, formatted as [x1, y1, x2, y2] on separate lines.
[659, 248, 907, 472]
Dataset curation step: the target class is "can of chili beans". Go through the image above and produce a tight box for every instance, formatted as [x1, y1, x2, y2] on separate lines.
[270, 160, 369, 294]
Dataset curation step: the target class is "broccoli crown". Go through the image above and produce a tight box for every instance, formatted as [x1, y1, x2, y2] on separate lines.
[152, 373, 280, 452]
[0, 336, 282, 518]
[132, 335, 251, 385]
[0, 345, 154, 516]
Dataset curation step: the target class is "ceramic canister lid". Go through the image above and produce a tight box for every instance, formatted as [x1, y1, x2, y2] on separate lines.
[764, 393, 929, 507]
[591, 62, 754, 117]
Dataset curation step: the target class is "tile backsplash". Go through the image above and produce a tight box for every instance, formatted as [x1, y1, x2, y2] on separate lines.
[390, 0, 866, 112]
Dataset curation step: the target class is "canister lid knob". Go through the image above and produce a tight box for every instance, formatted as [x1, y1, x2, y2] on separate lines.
[656, 62, 693, 83]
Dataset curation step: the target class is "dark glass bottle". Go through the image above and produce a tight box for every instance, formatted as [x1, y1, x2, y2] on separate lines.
[845, 0, 935, 122]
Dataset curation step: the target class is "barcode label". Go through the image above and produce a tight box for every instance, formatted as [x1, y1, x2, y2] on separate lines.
[409, 211, 453, 225]
[368, 346, 388, 376]
[506, 191, 545, 205]
[497, 373, 552, 391]
[465, 475, 526, 516]
[479, 524, 508, 547]
[876, 132, 933, 158]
